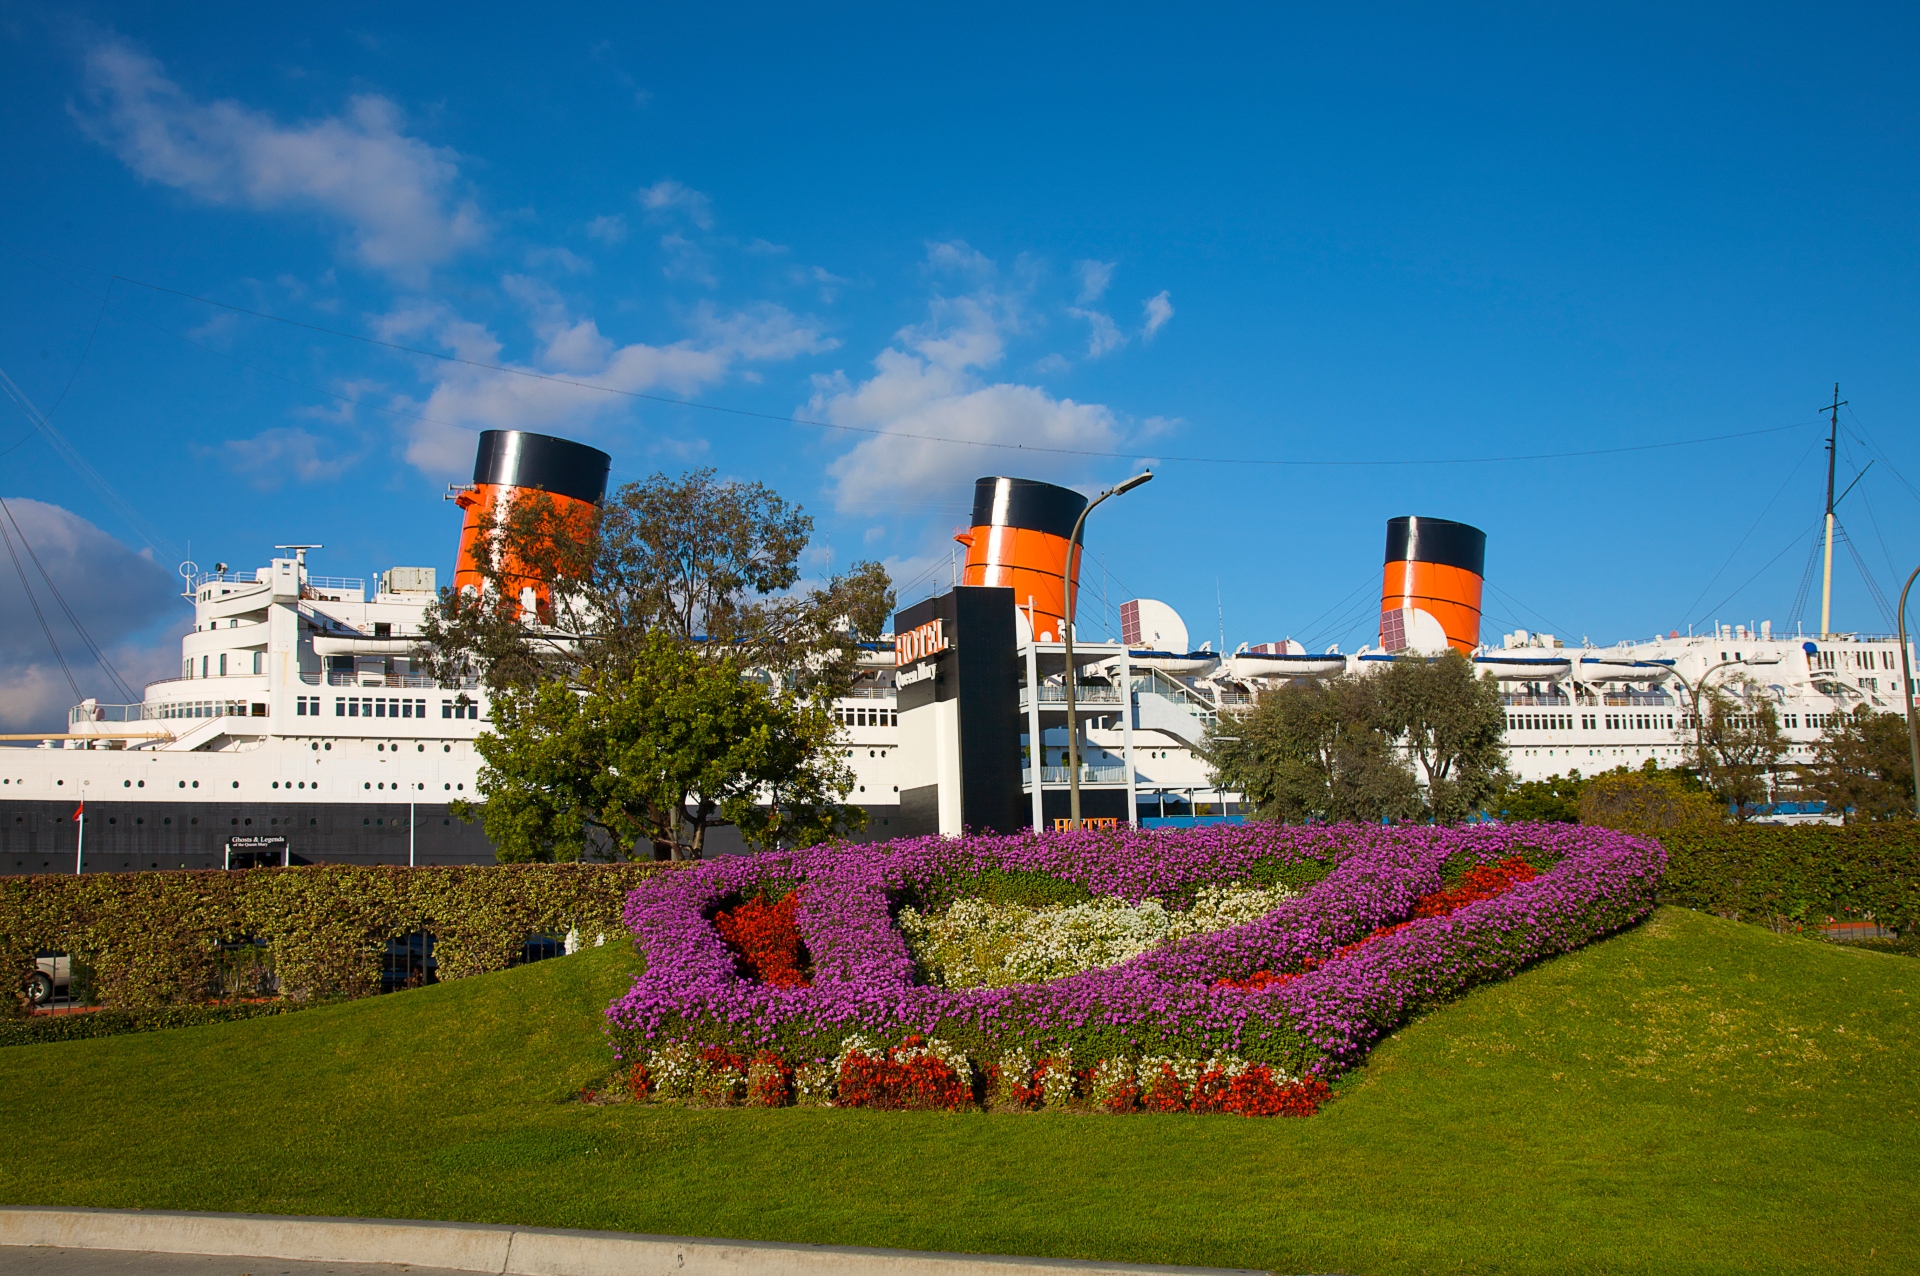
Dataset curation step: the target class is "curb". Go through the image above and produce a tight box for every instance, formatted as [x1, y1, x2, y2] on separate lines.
[0, 1208, 1269, 1276]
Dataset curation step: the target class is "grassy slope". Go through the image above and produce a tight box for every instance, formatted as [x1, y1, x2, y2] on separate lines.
[2, 907, 1914, 1276]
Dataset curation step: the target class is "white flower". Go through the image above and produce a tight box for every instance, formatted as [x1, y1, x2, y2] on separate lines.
[900, 883, 1299, 989]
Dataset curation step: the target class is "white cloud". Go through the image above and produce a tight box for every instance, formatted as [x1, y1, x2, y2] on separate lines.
[214, 426, 360, 487]
[1142, 290, 1174, 339]
[73, 38, 485, 280]
[925, 240, 996, 282]
[638, 179, 714, 229]
[660, 233, 717, 287]
[525, 245, 591, 275]
[814, 258, 1130, 510]
[380, 292, 836, 477]
[0, 499, 184, 730]
[789, 263, 851, 303]
[1074, 259, 1115, 303]
[585, 214, 628, 243]
[1069, 307, 1126, 359]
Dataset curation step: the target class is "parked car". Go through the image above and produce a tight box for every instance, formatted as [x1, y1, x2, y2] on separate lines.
[24, 953, 71, 1006]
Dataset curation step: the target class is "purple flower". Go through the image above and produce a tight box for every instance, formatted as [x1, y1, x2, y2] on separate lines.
[605, 823, 1664, 1076]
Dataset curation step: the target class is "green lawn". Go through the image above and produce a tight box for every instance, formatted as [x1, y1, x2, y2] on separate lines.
[3, 907, 1914, 1275]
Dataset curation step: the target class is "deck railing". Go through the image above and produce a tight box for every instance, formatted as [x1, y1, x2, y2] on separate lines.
[1022, 764, 1127, 786]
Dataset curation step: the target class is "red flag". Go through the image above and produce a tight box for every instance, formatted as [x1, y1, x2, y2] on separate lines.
[72, 801, 84, 821]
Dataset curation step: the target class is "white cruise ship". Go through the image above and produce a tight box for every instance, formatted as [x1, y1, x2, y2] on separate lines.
[6, 441, 1912, 871]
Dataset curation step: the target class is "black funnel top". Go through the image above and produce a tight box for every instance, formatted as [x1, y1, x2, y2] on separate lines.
[969, 476, 1088, 540]
[472, 431, 611, 505]
[1384, 516, 1486, 576]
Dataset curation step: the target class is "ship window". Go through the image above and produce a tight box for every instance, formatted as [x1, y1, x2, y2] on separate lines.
[219, 653, 227, 676]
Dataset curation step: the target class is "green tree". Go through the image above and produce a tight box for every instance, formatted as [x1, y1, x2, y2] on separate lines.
[1692, 676, 1787, 822]
[1205, 677, 1419, 825]
[1801, 708, 1916, 822]
[1500, 770, 1585, 823]
[1371, 650, 1510, 822]
[460, 634, 862, 861]
[419, 469, 893, 698]
[1578, 761, 1722, 837]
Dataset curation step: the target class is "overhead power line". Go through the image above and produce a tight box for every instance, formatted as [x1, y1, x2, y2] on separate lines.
[0, 365, 175, 559]
[0, 494, 138, 702]
[0, 503, 81, 703]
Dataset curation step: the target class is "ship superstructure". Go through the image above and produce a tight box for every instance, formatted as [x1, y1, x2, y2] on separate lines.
[1, 548, 497, 874]
[7, 441, 1913, 869]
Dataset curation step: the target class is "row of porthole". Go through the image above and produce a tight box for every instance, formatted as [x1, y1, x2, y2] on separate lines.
[308, 742, 455, 753]
[363, 781, 464, 791]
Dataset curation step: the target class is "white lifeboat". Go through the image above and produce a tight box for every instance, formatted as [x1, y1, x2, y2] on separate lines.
[1473, 651, 1574, 680]
[1577, 654, 1674, 683]
[1130, 649, 1220, 677]
[1226, 651, 1345, 681]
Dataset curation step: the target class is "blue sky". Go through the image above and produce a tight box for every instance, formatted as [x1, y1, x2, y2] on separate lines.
[2, 4, 1917, 727]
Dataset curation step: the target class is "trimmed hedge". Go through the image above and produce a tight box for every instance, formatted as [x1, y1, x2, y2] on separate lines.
[1, 863, 672, 1011]
[0, 1001, 313, 1048]
[1659, 824, 1920, 935]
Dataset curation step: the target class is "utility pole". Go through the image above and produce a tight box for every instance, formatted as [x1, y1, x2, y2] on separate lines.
[1821, 383, 1846, 638]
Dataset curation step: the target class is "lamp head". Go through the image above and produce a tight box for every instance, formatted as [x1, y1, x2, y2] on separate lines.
[1111, 470, 1154, 497]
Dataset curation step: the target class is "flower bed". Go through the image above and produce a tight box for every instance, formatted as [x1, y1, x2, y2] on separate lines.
[606, 823, 1663, 1115]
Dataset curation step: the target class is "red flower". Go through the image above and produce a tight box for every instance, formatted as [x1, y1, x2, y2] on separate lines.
[1413, 857, 1537, 918]
[1141, 1064, 1189, 1113]
[712, 892, 812, 987]
[836, 1045, 971, 1111]
[747, 1051, 794, 1107]
[1219, 857, 1538, 990]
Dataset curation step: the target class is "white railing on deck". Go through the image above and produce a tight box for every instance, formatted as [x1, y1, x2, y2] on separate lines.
[1022, 684, 1123, 706]
[1022, 764, 1127, 786]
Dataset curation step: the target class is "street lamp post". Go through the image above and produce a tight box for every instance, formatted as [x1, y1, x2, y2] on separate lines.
[1897, 565, 1920, 819]
[1664, 657, 1747, 779]
[1064, 471, 1154, 830]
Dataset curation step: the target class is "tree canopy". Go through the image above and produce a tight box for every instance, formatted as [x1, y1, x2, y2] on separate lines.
[1801, 708, 1917, 822]
[418, 468, 894, 698]
[1688, 677, 1786, 822]
[458, 633, 861, 861]
[1204, 650, 1506, 824]
[423, 468, 891, 861]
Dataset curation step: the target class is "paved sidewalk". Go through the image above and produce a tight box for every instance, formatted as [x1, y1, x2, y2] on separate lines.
[0, 1210, 1266, 1276]
[0, 1252, 465, 1276]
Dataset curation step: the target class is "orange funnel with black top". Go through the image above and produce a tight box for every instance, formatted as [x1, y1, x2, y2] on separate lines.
[453, 430, 612, 603]
[954, 476, 1088, 642]
[1379, 515, 1486, 654]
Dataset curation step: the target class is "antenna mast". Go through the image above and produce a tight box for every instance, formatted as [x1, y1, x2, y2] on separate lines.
[1820, 383, 1846, 637]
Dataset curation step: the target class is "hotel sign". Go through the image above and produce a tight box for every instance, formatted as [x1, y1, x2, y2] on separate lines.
[895, 617, 950, 667]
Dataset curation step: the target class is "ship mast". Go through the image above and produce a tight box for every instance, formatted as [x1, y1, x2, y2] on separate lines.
[1820, 383, 1846, 638]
